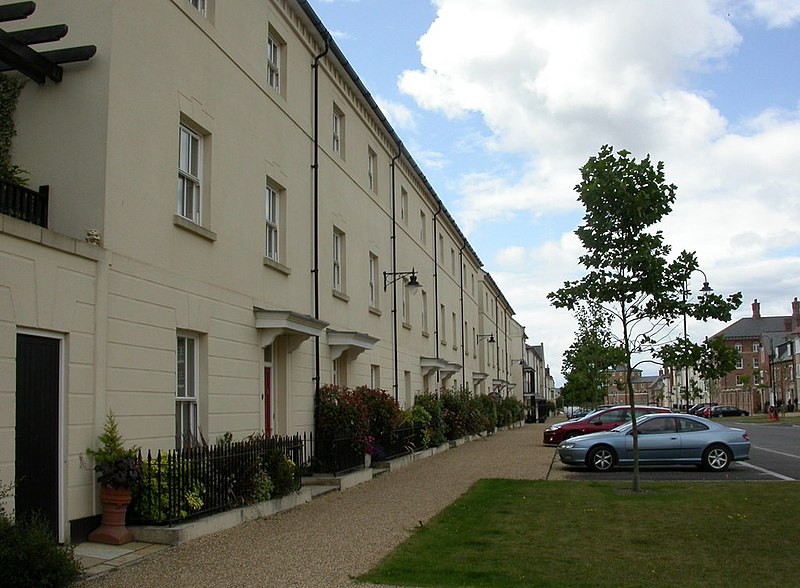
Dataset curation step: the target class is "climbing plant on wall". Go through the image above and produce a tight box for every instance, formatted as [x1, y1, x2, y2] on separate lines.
[0, 73, 27, 184]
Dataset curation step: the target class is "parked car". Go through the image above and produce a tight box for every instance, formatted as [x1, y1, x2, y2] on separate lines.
[557, 413, 751, 472]
[688, 402, 717, 415]
[711, 405, 749, 417]
[543, 405, 672, 445]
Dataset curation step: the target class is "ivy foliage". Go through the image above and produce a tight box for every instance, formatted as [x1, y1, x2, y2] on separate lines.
[0, 73, 27, 184]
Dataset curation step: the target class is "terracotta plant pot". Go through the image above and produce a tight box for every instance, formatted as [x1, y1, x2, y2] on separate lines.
[89, 485, 134, 545]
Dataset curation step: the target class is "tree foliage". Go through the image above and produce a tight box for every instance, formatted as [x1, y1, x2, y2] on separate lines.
[561, 304, 625, 408]
[548, 145, 742, 491]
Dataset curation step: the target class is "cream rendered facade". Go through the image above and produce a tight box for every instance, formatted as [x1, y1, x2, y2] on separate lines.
[0, 0, 538, 542]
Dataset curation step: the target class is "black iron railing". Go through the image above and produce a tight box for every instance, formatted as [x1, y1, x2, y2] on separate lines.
[0, 179, 48, 228]
[373, 424, 426, 461]
[130, 433, 309, 526]
[313, 430, 363, 476]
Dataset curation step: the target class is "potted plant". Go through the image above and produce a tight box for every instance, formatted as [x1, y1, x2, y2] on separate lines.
[86, 411, 141, 545]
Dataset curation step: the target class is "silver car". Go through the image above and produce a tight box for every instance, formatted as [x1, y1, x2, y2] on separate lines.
[557, 413, 750, 472]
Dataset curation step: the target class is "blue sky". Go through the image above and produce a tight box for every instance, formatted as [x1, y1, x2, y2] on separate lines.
[308, 0, 800, 384]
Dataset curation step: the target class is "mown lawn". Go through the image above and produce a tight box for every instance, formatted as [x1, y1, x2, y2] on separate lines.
[359, 479, 800, 587]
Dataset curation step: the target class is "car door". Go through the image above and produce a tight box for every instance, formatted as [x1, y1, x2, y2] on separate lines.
[635, 416, 680, 463]
[677, 417, 713, 460]
[584, 408, 628, 434]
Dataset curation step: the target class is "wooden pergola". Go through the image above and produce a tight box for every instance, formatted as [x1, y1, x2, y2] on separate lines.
[0, 1, 96, 84]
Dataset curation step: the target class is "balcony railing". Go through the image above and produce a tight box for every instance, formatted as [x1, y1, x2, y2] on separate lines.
[0, 179, 49, 228]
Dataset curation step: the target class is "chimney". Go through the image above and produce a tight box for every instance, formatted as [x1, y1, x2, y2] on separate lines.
[752, 299, 761, 319]
[793, 297, 800, 317]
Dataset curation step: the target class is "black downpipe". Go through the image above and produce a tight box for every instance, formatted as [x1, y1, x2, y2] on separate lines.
[432, 205, 442, 389]
[312, 37, 329, 404]
[459, 243, 466, 390]
[390, 143, 402, 403]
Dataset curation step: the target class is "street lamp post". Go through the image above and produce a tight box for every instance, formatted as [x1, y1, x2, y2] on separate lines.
[683, 269, 713, 412]
[384, 269, 422, 403]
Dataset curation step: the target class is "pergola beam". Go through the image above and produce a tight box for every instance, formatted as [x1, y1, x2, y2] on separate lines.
[0, 28, 61, 83]
[0, 1, 34, 23]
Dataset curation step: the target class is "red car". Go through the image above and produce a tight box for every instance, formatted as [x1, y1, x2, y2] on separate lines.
[543, 405, 672, 445]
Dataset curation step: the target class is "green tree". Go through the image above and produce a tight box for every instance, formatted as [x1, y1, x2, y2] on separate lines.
[548, 145, 741, 492]
[561, 304, 624, 408]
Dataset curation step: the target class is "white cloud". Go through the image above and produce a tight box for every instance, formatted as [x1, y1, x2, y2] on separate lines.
[744, 0, 800, 27]
[398, 0, 800, 384]
[374, 95, 417, 131]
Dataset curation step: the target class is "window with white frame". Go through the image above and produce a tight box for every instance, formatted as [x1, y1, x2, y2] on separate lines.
[471, 273, 475, 297]
[734, 343, 742, 353]
[421, 290, 428, 333]
[452, 312, 458, 349]
[177, 125, 202, 224]
[752, 342, 760, 352]
[753, 357, 760, 369]
[735, 375, 744, 386]
[400, 188, 408, 225]
[464, 321, 469, 354]
[440, 304, 446, 345]
[267, 33, 282, 93]
[370, 364, 380, 389]
[369, 253, 378, 308]
[451, 248, 456, 273]
[188, 0, 206, 16]
[402, 278, 410, 325]
[419, 210, 427, 244]
[333, 228, 345, 293]
[176, 334, 199, 449]
[368, 147, 377, 192]
[333, 105, 344, 156]
[265, 181, 280, 262]
[438, 234, 444, 260]
[735, 356, 743, 369]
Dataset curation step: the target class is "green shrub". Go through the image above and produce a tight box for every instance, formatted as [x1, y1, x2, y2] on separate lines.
[498, 396, 524, 426]
[413, 393, 447, 446]
[131, 454, 204, 523]
[265, 450, 299, 496]
[249, 466, 274, 503]
[0, 482, 82, 587]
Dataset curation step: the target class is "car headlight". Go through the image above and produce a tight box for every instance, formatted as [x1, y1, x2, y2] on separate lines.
[559, 443, 575, 449]
[546, 424, 563, 432]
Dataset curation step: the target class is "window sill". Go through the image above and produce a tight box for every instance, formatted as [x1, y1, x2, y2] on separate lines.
[173, 215, 217, 241]
[263, 257, 291, 275]
[332, 289, 350, 302]
[402, 321, 412, 331]
[369, 306, 382, 316]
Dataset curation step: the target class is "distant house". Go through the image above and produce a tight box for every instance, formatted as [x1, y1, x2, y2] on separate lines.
[606, 366, 668, 406]
[710, 298, 800, 412]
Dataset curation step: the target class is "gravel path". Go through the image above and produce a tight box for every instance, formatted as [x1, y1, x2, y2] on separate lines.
[82, 423, 557, 587]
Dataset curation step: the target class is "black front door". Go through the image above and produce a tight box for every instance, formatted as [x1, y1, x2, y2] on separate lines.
[15, 334, 60, 540]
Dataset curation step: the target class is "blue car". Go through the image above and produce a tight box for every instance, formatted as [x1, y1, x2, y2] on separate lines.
[557, 413, 750, 472]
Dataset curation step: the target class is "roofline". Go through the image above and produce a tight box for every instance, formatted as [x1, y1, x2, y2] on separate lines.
[294, 0, 483, 268]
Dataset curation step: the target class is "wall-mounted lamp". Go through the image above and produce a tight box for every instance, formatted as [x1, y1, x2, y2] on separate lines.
[384, 268, 421, 293]
[476, 333, 495, 345]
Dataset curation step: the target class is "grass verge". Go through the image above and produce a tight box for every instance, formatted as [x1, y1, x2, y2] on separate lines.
[359, 479, 800, 587]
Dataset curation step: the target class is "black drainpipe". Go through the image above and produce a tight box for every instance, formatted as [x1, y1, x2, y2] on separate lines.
[312, 36, 329, 403]
[459, 242, 467, 390]
[432, 204, 442, 389]
[390, 142, 402, 403]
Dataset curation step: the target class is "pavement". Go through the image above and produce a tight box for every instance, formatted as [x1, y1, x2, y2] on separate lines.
[76, 421, 558, 586]
[75, 411, 799, 584]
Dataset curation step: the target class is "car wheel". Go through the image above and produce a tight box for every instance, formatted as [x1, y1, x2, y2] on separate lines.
[702, 444, 732, 472]
[587, 446, 615, 472]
